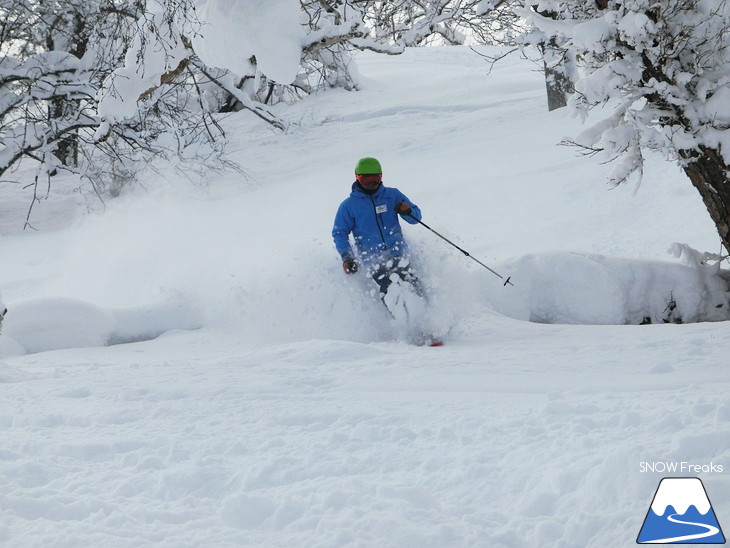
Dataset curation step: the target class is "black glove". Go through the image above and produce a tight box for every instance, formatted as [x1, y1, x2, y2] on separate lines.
[395, 202, 412, 216]
[343, 257, 359, 274]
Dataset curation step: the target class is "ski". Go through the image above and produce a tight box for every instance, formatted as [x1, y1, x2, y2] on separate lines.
[410, 333, 443, 347]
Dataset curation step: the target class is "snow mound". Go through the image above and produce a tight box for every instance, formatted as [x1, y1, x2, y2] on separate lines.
[1, 297, 203, 355]
[488, 251, 730, 325]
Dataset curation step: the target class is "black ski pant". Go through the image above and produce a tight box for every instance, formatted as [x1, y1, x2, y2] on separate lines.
[368, 257, 426, 300]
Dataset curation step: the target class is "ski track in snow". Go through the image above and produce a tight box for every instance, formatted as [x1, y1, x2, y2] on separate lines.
[1, 46, 730, 547]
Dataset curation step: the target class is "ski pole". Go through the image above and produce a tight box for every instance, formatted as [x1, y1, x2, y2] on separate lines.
[409, 215, 513, 286]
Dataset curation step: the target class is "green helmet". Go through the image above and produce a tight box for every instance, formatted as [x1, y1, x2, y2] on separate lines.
[355, 157, 382, 175]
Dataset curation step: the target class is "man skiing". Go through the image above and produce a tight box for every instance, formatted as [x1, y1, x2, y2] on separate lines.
[332, 157, 430, 322]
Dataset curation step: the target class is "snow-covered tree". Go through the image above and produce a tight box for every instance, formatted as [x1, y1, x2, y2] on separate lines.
[202, 0, 524, 108]
[0, 0, 237, 220]
[0, 1, 108, 176]
[195, 0, 406, 107]
[363, 0, 522, 46]
[513, 1, 730, 254]
[3, 0, 591, 227]
[4, 0, 496, 197]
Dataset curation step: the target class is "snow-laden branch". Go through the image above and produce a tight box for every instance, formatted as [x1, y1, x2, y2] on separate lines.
[349, 37, 407, 55]
[187, 57, 286, 131]
[302, 20, 367, 54]
[0, 117, 97, 178]
[519, 0, 730, 253]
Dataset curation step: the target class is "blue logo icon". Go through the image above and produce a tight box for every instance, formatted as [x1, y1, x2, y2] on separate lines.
[637, 477, 725, 544]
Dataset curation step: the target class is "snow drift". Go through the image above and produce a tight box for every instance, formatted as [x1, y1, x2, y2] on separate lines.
[1, 297, 203, 356]
[488, 251, 730, 326]
[4, 248, 727, 356]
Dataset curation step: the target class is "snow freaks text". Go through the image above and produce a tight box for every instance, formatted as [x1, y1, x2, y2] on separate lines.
[639, 462, 724, 474]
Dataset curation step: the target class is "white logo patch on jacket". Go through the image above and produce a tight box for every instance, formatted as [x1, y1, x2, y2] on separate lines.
[375, 204, 387, 214]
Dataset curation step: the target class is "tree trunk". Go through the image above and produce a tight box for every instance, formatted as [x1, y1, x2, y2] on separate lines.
[544, 61, 569, 111]
[539, 35, 568, 111]
[682, 146, 730, 254]
[48, 12, 86, 169]
[50, 98, 80, 167]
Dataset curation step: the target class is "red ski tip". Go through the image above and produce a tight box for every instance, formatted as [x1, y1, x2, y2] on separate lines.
[428, 340, 444, 347]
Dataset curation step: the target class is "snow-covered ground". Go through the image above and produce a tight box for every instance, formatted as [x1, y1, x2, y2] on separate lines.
[1, 46, 729, 547]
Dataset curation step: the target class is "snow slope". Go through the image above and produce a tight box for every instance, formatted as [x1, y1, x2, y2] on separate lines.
[1, 46, 729, 547]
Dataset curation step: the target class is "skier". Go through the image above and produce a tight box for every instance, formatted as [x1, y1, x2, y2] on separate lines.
[332, 157, 431, 324]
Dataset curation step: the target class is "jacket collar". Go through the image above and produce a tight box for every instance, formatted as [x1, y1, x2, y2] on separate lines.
[351, 181, 383, 197]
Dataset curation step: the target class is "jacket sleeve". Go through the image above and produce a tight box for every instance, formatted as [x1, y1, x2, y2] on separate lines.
[396, 190, 421, 224]
[332, 201, 355, 259]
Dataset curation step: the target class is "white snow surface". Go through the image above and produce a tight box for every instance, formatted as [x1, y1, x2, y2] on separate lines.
[1, 46, 730, 547]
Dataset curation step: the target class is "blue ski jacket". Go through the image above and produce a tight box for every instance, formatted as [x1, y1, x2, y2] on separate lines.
[332, 182, 422, 264]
